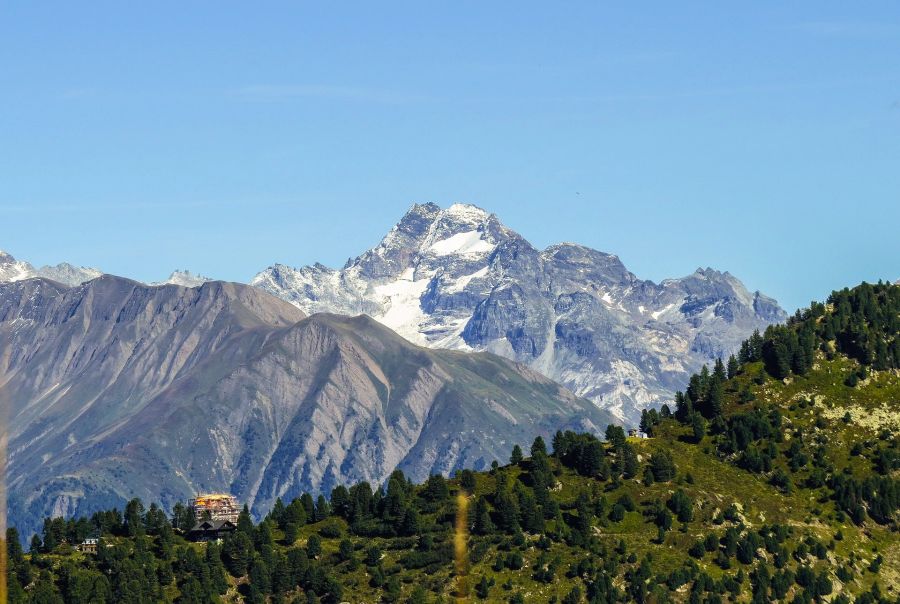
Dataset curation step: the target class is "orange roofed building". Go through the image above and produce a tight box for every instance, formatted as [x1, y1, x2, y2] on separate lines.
[188, 493, 240, 523]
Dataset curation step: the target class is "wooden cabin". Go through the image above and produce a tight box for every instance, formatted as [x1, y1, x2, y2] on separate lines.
[187, 519, 237, 542]
[77, 537, 99, 555]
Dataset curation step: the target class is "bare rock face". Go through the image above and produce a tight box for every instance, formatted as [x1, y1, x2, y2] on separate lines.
[1, 276, 612, 539]
[153, 269, 213, 287]
[252, 203, 788, 423]
[0, 248, 211, 288]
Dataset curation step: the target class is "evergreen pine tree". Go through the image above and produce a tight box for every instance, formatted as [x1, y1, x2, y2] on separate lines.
[713, 357, 726, 382]
[249, 555, 272, 594]
[270, 498, 286, 527]
[691, 413, 707, 442]
[622, 443, 639, 479]
[530, 436, 548, 458]
[510, 444, 524, 465]
[762, 336, 791, 380]
[237, 505, 254, 535]
[315, 495, 331, 521]
[300, 493, 316, 520]
[123, 498, 146, 538]
[473, 497, 494, 535]
[727, 354, 740, 379]
[706, 379, 724, 418]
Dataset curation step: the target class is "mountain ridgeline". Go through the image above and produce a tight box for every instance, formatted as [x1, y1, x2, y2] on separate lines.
[0, 249, 102, 286]
[253, 203, 786, 423]
[0, 248, 211, 288]
[7, 281, 898, 603]
[0, 275, 615, 542]
[3, 201, 788, 426]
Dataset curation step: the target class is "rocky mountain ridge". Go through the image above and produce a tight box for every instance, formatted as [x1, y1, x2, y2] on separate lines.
[0, 249, 102, 286]
[3, 202, 787, 425]
[252, 203, 787, 422]
[0, 249, 211, 288]
[152, 269, 213, 287]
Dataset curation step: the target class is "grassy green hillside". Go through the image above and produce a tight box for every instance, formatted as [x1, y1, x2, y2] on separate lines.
[5, 282, 899, 604]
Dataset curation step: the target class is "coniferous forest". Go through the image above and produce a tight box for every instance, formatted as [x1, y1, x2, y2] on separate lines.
[5, 282, 900, 603]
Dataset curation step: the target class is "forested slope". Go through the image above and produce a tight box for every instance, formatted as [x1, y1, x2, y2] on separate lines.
[6, 282, 898, 603]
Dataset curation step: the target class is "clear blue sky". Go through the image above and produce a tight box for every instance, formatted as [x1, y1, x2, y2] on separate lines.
[2, 2, 898, 311]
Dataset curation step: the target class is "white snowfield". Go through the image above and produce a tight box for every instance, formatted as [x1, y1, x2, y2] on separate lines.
[372, 267, 431, 344]
[651, 303, 677, 321]
[428, 231, 496, 257]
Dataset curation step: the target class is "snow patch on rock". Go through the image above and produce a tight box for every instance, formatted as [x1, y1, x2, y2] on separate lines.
[372, 268, 431, 344]
[428, 231, 496, 257]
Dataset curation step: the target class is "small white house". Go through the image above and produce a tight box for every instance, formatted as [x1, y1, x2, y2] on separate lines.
[77, 537, 99, 555]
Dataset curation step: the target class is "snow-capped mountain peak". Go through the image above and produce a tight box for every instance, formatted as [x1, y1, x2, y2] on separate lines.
[0, 250, 36, 282]
[154, 270, 213, 288]
[0, 249, 102, 286]
[38, 263, 103, 286]
[0, 249, 217, 290]
[251, 203, 787, 423]
[445, 202, 490, 220]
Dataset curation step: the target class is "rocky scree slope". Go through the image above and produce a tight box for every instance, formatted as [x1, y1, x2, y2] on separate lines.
[0, 275, 613, 539]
